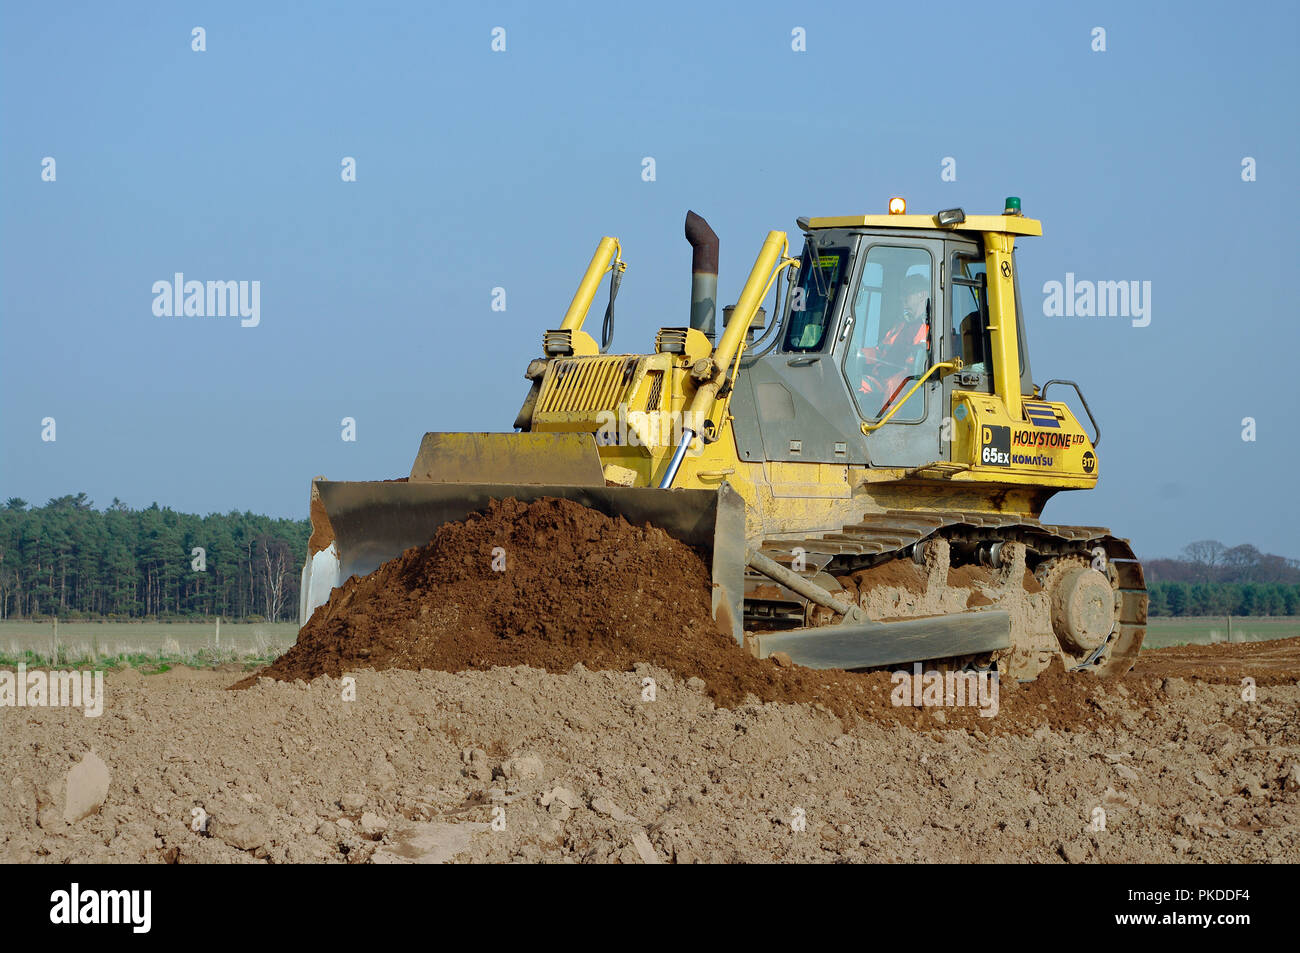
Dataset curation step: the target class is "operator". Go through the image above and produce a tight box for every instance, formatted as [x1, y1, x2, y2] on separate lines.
[856, 273, 931, 414]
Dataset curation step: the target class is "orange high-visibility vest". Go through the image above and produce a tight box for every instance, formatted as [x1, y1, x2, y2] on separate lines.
[858, 319, 928, 407]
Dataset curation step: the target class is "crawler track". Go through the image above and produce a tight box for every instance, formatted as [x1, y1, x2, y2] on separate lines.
[745, 509, 1147, 678]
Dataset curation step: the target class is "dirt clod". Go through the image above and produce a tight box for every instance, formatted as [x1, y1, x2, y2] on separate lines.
[63, 752, 110, 825]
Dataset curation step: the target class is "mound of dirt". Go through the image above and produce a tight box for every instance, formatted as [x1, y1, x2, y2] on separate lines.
[255, 498, 885, 719]
[265, 497, 712, 677]
[247, 497, 1152, 733]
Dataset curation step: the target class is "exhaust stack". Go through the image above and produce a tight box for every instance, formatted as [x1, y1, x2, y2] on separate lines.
[685, 210, 719, 340]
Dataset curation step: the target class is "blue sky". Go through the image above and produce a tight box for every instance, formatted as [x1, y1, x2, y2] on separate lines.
[2, 0, 1296, 560]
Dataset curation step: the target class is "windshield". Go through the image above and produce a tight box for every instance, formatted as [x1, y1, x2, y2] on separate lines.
[782, 244, 849, 352]
[844, 244, 933, 420]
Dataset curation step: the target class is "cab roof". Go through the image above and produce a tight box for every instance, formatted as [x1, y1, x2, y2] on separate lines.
[801, 213, 1042, 237]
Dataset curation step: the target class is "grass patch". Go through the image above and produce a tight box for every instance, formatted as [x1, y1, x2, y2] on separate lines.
[0, 643, 286, 673]
[1142, 617, 1299, 650]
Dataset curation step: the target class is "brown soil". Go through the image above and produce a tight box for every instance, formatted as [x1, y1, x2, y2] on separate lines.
[1023, 569, 1042, 593]
[1135, 636, 1300, 686]
[851, 559, 925, 594]
[4, 653, 1295, 864]
[261, 497, 912, 721]
[259, 496, 741, 691]
[249, 497, 1162, 736]
[307, 494, 335, 555]
[946, 564, 994, 589]
[6, 489, 1297, 864]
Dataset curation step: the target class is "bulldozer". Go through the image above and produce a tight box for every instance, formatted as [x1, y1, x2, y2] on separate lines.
[300, 198, 1146, 680]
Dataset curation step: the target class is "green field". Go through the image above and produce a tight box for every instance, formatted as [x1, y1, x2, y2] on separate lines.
[0, 620, 300, 662]
[1143, 617, 1299, 649]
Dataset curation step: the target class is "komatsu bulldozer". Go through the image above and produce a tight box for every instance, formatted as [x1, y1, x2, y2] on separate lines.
[300, 198, 1146, 680]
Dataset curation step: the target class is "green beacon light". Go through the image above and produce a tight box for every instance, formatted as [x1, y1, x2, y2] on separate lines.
[1004, 196, 1022, 216]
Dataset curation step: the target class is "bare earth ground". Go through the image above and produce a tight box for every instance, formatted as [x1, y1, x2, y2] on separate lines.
[2, 640, 1298, 864]
[4, 502, 1296, 863]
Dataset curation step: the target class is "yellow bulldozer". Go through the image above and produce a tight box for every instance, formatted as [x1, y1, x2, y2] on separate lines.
[300, 198, 1146, 680]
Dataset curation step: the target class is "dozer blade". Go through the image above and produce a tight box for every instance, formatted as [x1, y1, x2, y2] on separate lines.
[302, 437, 746, 646]
[302, 431, 1007, 675]
[406, 432, 607, 486]
[750, 611, 1011, 671]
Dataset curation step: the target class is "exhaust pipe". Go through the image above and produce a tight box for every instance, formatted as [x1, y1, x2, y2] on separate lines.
[685, 210, 719, 340]
[660, 228, 785, 489]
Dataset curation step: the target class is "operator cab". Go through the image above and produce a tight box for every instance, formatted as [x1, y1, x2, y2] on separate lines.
[732, 197, 1041, 471]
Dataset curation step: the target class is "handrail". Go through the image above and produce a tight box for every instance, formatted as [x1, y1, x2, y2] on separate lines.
[560, 237, 624, 333]
[860, 359, 962, 434]
[721, 254, 799, 382]
[1040, 379, 1101, 448]
[706, 255, 799, 441]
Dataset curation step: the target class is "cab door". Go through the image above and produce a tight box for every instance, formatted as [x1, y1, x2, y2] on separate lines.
[942, 239, 993, 461]
[840, 237, 946, 468]
[733, 236, 869, 469]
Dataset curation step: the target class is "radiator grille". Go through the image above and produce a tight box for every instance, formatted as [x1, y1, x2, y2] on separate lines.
[537, 356, 640, 414]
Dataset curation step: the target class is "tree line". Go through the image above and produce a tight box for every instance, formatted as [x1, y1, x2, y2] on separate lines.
[1145, 539, 1300, 617]
[1, 503, 1295, 622]
[0, 494, 310, 622]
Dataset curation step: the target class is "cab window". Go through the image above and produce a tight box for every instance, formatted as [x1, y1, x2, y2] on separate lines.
[782, 245, 849, 352]
[844, 245, 932, 420]
[950, 252, 993, 385]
